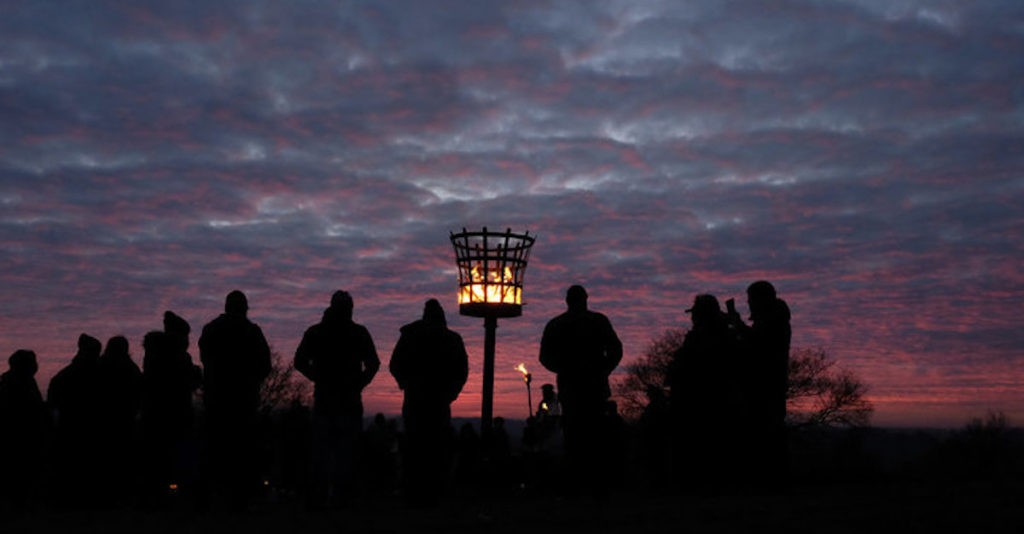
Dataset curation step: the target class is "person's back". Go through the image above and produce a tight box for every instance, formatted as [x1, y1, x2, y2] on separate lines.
[48, 334, 104, 507]
[538, 285, 622, 497]
[197, 291, 271, 510]
[294, 290, 380, 507]
[391, 315, 468, 420]
[0, 350, 47, 510]
[295, 292, 379, 417]
[49, 334, 103, 437]
[199, 291, 271, 417]
[97, 336, 143, 436]
[389, 299, 468, 505]
[0, 350, 46, 438]
[539, 286, 622, 417]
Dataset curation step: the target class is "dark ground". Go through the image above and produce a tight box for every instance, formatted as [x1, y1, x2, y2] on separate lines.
[3, 480, 1022, 534]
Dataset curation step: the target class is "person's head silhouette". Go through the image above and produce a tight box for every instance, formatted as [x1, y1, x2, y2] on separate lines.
[225, 290, 249, 317]
[102, 335, 130, 360]
[8, 349, 38, 377]
[77, 333, 101, 360]
[422, 298, 446, 326]
[329, 290, 354, 321]
[746, 280, 777, 321]
[566, 285, 588, 312]
[164, 310, 191, 336]
[686, 294, 723, 328]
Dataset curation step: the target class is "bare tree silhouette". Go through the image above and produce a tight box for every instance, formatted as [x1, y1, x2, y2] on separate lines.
[614, 328, 684, 421]
[786, 347, 873, 428]
[616, 330, 873, 428]
[258, 350, 310, 415]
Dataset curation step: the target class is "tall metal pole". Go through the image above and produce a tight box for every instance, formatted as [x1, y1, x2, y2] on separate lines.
[481, 315, 498, 439]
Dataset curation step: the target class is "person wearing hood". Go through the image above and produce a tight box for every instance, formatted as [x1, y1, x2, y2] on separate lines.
[96, 335, 143, 502]
[294, 290, 380, 508]
[389, 299, 468, 505]
[0, 350, 48, 511]
[48, 333, 104, 507]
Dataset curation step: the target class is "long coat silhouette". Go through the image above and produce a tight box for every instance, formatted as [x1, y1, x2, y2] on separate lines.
[96, 335, 143, 500]
[47, 333, 104, 506]
[539, 286, 622, 419]
[0, 350, 48, 508]
[140, 314, 202, 500]
[389, 299, 468, 504]
[199, 292, 271, 417]
[294, 291, 380, 417]
[729, 280, 792, 485]
[538, 285, 622, 494]
[668, 294, 742, 486]
[198, 290, 271, 508]
[294, 290, 380, 506]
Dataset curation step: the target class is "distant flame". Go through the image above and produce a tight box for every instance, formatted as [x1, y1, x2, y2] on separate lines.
[459, 264, 520, 305]
[515, 362, 531, 383]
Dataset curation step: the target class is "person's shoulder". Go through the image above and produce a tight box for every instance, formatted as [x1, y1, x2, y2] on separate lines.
[201, 314, 228, 332]
[545, 311, 572, 327]
[302, 321, 325, 337]
[399, 319, 425, 334]
[444, 328, 465, 343]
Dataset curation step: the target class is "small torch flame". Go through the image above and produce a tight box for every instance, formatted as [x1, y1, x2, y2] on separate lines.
[514, 362, 531, 383]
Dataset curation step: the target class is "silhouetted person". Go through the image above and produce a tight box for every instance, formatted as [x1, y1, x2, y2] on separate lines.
[539, 285, 622, 496]
[727, 281, 791, 487]
[487, 416, 513, 489]
[667, 294, 741, 490]
[0, 350, 48, 512]
[96, 335, 143, 503]
[536, 383, 561, 419]
[140, 311, 202, 505]
[199, 290, 272, 509]
[47, 333, 104, 507]
[389, 299, 469, 506]
[455, 422, 482, 489]
[294, 290, 380, 508]
[534, 383, 562, 453]
[361, 413, 399, 497]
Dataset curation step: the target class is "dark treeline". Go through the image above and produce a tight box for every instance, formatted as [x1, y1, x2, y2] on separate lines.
[1, 283, 1019, 523]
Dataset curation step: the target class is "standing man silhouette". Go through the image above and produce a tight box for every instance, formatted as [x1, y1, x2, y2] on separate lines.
[199, 290, 272, 510]
[48, 334, 104, 507]
[0, 350, 48, 511]
[539, 285, 622, 496]
[727, 280, 791, 487]
[294, 290, 380, 508]
[389, 299, 468, 506]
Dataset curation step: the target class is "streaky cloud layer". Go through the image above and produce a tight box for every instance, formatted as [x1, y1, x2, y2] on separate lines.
[1, 0, 1022, 427]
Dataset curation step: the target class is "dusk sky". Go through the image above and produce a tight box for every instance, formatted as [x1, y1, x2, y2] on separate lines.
[2, 0, 1022, 427]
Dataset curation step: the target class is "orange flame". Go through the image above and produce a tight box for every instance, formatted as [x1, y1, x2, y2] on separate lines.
[459, 265, 520, 305]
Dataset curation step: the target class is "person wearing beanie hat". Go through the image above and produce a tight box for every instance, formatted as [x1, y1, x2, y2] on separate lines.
[294, 290, 380, 507]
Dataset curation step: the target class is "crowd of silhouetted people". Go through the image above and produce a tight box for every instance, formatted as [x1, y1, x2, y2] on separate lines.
[0, 280, 790, 515]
